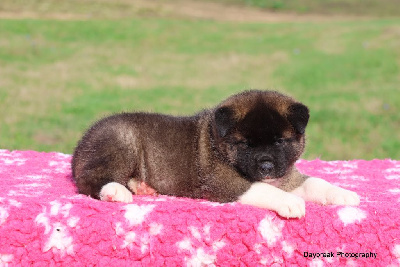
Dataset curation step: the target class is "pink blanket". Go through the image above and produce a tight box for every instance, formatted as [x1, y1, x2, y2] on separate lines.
[0, 150, 399, 266]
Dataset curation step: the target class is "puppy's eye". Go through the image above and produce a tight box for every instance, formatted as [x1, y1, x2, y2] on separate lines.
[234, 140, 249, 147]
[274, 138, 284, 145]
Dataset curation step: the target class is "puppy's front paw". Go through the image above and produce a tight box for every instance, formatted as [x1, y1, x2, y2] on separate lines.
[239, 182, 306, 219]
[326, 187, 360, 206]
[276, 194, 306, 219]
[293, 177, 360, 207]
[100, 182, 133, 203]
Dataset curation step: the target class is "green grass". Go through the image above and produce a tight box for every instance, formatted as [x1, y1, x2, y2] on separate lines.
[0, 8, 399, 160]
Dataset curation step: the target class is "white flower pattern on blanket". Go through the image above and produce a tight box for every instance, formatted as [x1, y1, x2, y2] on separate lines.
[0, 150, 399, 266]
[35, 201, 80, 256]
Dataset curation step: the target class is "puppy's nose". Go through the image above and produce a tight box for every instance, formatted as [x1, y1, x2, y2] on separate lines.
[260, 161, 274, 174]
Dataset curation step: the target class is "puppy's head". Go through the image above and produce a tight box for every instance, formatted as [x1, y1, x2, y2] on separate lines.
[212, 90, 309, 182]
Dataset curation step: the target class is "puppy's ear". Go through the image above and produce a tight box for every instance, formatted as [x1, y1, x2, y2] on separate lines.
[214, 106, 236, 137]
[287, 103, 309, 134]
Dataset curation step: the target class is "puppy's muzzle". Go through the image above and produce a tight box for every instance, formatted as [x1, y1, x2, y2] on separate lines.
[259, 161, 274, 176]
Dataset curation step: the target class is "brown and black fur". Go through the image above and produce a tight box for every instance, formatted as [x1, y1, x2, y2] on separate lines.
[72, 90, 310, 202]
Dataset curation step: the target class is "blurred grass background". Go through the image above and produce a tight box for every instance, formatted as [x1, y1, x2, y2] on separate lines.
[0, 0, 399, 160]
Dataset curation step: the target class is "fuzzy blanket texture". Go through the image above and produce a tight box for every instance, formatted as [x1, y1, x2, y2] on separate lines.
[0, 150, 399, 266]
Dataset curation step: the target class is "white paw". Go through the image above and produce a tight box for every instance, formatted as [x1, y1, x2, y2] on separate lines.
[292, 177, 360, 207]
[100, 182, 133, 203]
[239, 182, 306, 219]
[325, 187, 360, 206]
[275, 194, 306, 219]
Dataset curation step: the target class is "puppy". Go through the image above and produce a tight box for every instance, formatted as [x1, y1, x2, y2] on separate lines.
[72, 90, 359, 218]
